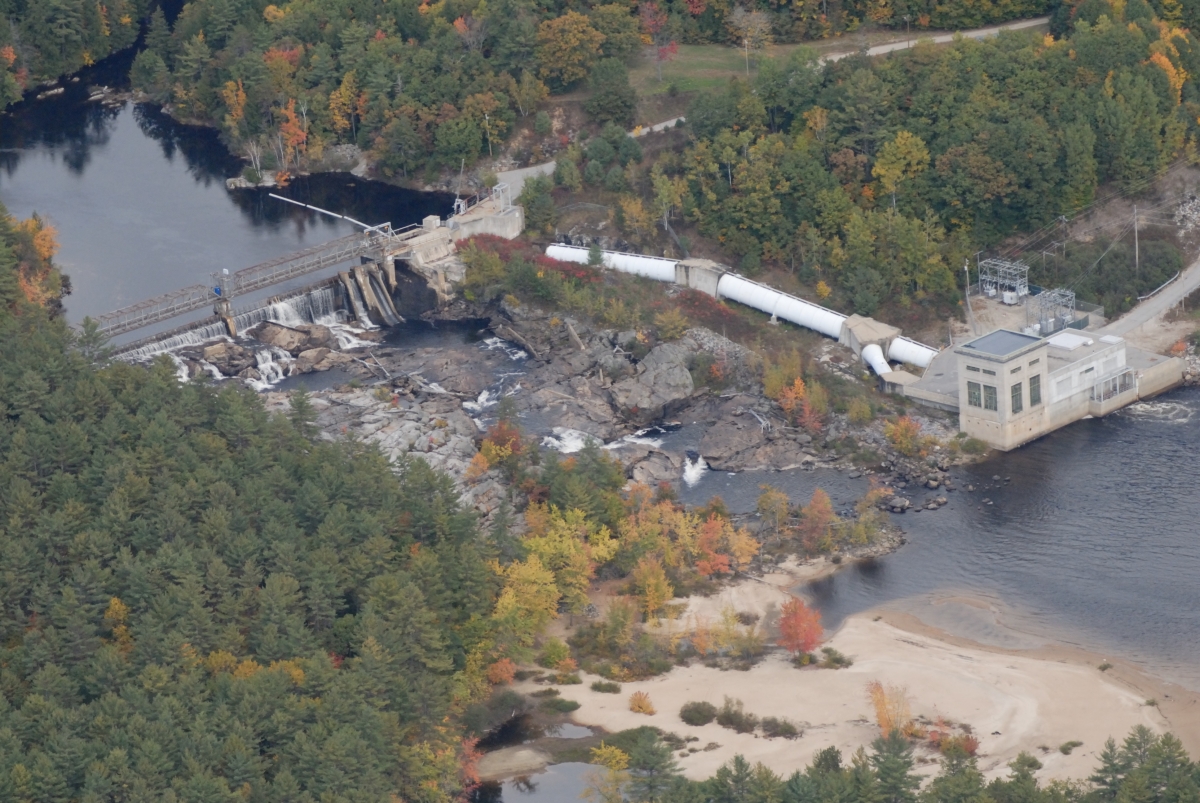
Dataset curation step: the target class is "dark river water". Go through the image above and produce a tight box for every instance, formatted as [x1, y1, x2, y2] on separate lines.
[6, 47, 1200, 801]
[0, 50, 452, 335]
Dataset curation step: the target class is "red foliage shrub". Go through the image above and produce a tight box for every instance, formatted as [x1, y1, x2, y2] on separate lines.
[486, 658, 517, 685]
[534, 255, 602, 284]
[461, 234, 538, 264]
[676, 289, 738, 324]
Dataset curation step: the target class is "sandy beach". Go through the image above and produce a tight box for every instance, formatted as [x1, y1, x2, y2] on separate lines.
[517, 565, 1200, 783]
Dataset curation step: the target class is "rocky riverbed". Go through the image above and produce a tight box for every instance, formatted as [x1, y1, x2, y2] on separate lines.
[162, 296, 971, 528]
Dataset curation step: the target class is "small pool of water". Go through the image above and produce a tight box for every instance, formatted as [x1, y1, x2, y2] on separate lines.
[471, 763, 594, 803]
[476, 714, 593, 752]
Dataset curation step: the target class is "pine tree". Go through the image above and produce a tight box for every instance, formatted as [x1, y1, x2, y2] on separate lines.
[870, 731, 919, 803]
[627, 732, 681, 803]
[1093, 738, 1132, 800]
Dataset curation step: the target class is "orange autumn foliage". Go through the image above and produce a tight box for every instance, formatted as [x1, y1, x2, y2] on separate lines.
[486, 658, 517, 685]
[778, 377, 807, 418]
[16, 217, 60, 262]
[695, 515, 732, 577]
[778, 598, 822, 655]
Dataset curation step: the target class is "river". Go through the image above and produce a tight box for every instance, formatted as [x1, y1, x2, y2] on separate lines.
[0, 48, 453, 336]
[5, 49, 1200, 803]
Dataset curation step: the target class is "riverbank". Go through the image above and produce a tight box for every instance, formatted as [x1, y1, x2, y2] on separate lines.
[526, 575, 1191, 783]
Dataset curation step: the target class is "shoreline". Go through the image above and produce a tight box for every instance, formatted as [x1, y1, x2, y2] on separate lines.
[502, 568, 1200, 785]
[872, 607, 1200, 757]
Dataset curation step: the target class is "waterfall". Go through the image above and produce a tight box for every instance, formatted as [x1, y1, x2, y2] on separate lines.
[246, 347, 294, 391]
[118, 322, 233, 361]
[117, 283, 351, 362]
[228, 284, 348, 333]
[682, 450, 709, 486]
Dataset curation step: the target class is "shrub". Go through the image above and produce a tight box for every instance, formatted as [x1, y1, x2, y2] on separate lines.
[534, 110, 552, 135]
[1059, 740, 1083, 755]
[654, 307, 690, 341]
[820, 647, 853, 668]
[531, 687, 560, 698]
[938, 733, 980, 756]
[629, 691, 656, 714]
[885, 416, 922, 457]
[847, 397, 873, 425]
[740, 252, 762, 275]
[867, 681, 911, 735]
[592, 680, 622, 693]
[541, 697, 581, 713]
[487, 658, 517, 685]
[716, 697, 759, 733]
[762, 717, 800, 739]
[538, 638, 571, 668]
[961, 437, 988, 455]
[679, 701, 718, 726]
[555, 673, 583, 685]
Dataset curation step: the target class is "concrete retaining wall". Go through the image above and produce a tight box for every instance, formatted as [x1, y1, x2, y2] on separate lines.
[1138, 356, 1186, 398]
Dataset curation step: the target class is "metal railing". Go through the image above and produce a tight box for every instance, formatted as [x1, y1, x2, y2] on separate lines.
[96, 228, 418, 337]
[1091, 369, 1135, 402]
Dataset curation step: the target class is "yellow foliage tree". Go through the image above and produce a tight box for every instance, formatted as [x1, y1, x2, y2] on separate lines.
[524, 505, 617, 613]
[867, 680, 912, 735]
[492, 555, 561, 650]
[872, 130, 930, 208]
[631, 555, 673, 619]
[328, 71, 358, 136]
[619, 195, 656, 239]
[103, 597, 134, 654]
[591, 743, 631, 771]
[536, 11, 606, 86]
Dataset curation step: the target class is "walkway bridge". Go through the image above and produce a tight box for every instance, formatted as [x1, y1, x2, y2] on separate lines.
[96, 186, 524, 339]
[95, 224, 429, 338]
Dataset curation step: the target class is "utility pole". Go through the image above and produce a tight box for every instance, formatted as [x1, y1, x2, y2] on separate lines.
[963, 259, 979, 336]
[1133, 203, 1140, 280]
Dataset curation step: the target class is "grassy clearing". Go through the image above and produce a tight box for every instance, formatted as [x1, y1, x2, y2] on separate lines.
[630, 44, 769, 95]
[626, 20, 1050, 96]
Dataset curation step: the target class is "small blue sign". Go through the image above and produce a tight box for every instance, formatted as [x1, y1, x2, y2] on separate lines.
[213, 287, 222, 296]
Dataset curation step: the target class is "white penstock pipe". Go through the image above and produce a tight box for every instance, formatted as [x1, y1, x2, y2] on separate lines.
[543, 245, 939, 374]
[887, 336, 938, 369]
[544, 244, 677, 282]
[861, 343, 891, 375]
[715, 274, 848, 340]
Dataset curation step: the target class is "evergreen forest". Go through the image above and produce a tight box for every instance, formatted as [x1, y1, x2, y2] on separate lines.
[0, 200, 521, 801]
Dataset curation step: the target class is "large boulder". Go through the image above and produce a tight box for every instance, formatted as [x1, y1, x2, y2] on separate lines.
[629, 451, 683, 484]
[294, 347, 331, 374]
[610, 342, 694, 424]
[200, 341, 255, 375]
[698, 413, 766, 470]
[295, 323, 337, 350]
[253, 322, 309, 355]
